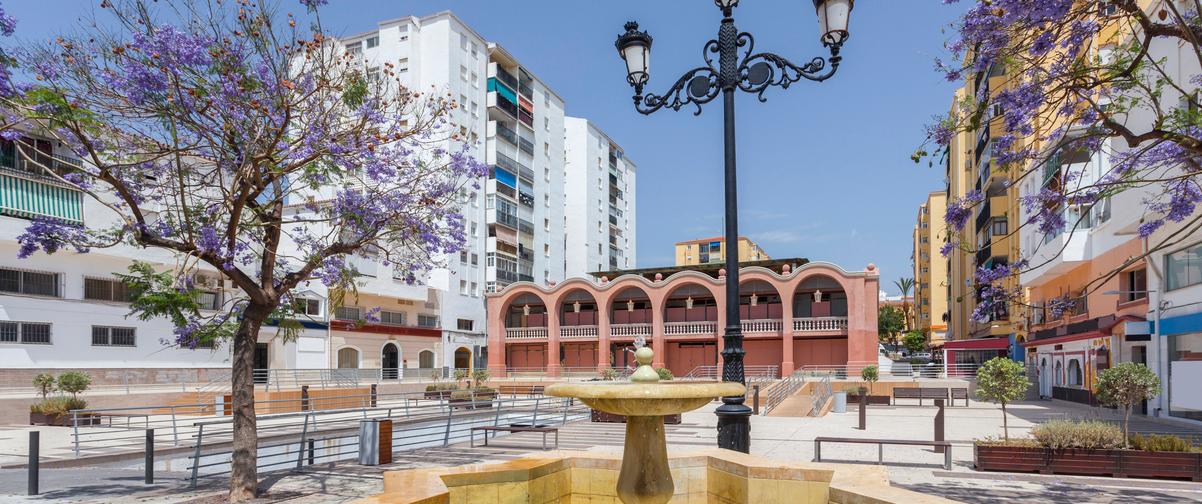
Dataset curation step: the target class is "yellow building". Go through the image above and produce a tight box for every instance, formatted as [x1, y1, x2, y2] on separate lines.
[913, 191, 948, 347]
[674, 236, 769, 266]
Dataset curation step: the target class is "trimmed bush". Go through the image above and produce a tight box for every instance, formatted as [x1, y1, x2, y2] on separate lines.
[30, 396, 88, 416]
[56, 371, 92, 399]
[1129, 433, 1197, 453]
[1031, 420, 1124, 450]
[655, 368, 673, 381]
[425, 383, 458, 392]
[32, 373, 55, 400]
[599, 368, 619, 381]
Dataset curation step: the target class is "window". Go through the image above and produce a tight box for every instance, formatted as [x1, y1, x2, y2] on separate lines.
[419, 350, 435, 369]
[460, 65, 468, 82]
[459, 93, 467, 110]
[294, 298, 321, 316]
[544, 117, 550, 131]
[544, 218, 550, 232]
[380, 310, 406, 326]
[470, 41, 479, 58]
[471, 101, 479, 118]
[0, 321, 50, 344]
[471, 72, 478, 88]
[398, 24, 409, 41]
[991, 217, 1008, 236]
[460, 280, 468, 295]
[418, 314, 439, 328]
[459, 33, 469, 51]
[471, 222, 478, 237]
[398, 58, 409, 73]
[84, 278, 132, 302]
[460, 250, 468, 263]
[1122, 268, 1148, 303]
[345, 42, 361, 56]
[544, 243, 550, 256]
[197, 291, 222, 311]
[1167, 243, 1202, 290]
[337, 347, 360, 369]
[0, 268, 59, 297]
[544, 142, 550, 158]
[366, 36, 379, 48]
[471, 253, 479, 266]
[457, 319, 474, 331]
[92, 326, 135, 347]
[1067, 359, 1083, 386]
[335, 306, 362, 321]
[470, 282, 478, 297]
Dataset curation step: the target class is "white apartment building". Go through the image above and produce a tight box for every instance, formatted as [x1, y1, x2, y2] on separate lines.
[564, 117, 637, 275]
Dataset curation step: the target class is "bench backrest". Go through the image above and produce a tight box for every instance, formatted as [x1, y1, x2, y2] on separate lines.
[919, 388, 949, 399]
[950, 388, 969, 398]
[893, 388, 921, 398]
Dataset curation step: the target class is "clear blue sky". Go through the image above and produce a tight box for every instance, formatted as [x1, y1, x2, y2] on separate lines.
[6, 1, 967, 296]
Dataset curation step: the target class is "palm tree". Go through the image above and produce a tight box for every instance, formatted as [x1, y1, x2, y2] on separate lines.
[894, 277, 915, 332]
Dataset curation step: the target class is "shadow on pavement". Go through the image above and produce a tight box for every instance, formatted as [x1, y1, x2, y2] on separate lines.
[898, 481, 1202, 503]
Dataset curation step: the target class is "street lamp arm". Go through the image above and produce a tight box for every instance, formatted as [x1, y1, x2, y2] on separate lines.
[737, 38, 842, 102]
[635, 64, 721, 116]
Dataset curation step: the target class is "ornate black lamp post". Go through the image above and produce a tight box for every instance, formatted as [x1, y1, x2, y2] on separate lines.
[615, 0, 853, 453]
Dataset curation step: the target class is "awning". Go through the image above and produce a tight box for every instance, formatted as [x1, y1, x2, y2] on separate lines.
[0, 171, 83, 223]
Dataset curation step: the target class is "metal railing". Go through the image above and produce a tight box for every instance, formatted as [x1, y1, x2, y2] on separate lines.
[762, 372, 806, 415]
[183, 391, 587, 488]
[681, 365, 779, 381]
[797, 363, 982, 380]
[792, 316, 849, 332]
[809, 375, 833, 416]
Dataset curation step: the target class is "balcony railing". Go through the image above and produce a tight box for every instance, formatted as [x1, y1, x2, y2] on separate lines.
[505, 327, 548, 341]
[741, 319, 782, 333]
[792, 317, 849, 333]
[494, 121, 518, 146]
[611, 323, 652, 338]
[560, 325, 598, 339]
[664, 321, 717, 336]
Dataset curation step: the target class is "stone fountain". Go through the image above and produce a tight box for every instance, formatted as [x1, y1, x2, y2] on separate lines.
[543, 346, 744, 504]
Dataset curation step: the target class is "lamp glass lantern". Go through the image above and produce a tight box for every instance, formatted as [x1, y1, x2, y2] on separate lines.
[714, 0, 740, 11]
[814, 0, 854, 46]
[616, 22, 652, 87]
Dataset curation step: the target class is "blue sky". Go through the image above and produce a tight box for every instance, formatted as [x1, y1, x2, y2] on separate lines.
[6, 1, 966, 296]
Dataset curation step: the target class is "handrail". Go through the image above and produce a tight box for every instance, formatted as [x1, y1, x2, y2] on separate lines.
[762, 371, 806, 415]
[809, 375, 833, 417]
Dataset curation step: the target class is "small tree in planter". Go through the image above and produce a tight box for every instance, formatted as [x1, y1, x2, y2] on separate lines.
[655, 368, 673, 381]
[471, 369, 490, 389]
[1095, 362, 1161, 447]
[56, 371, 92, 400]
[860, 365, 879, 396]
[975, 357, 1029, 441]
[453, 368, 470, 388]
[32, 373, 55, 400]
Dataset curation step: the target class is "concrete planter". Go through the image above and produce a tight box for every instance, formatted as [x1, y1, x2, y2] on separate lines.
[846, 394, 890, 406]
[29, 412, 98, 427]
[974, 443, 1202, 481]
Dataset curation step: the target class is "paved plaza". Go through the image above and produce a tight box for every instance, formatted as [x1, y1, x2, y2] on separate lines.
[2, 398, 1202, 502]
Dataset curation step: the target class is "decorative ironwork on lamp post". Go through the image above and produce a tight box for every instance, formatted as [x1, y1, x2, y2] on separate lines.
[615, 0, 853, 453]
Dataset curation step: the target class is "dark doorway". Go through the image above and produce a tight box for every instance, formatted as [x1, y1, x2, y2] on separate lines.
[253, 343, 269, 384]
[382, 343, 399, 380]
[1132, 345, 1148, 415]
[454, 347, 472, 370]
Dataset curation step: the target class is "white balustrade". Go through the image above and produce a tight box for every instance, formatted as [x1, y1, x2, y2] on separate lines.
[792, 316, 849, 333]
[505, 327, 549, 340]
[560, 325, 598, 339]
[741, 319, 782, 333]
[663, 321, 718, 336]
[610, 323, 652, 337]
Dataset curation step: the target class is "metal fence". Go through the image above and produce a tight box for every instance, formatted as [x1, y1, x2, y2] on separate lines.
[762, 372, 805, 415]
[797, 363, 982, 380]
[809, 375, 833, 416]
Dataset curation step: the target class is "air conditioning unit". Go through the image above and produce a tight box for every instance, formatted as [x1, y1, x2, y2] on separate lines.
[195, 275, 222, 289]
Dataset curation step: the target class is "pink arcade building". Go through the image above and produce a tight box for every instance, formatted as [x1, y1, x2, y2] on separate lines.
[485, 259, 880, 377]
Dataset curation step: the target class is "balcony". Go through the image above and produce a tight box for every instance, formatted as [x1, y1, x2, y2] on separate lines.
[611, 323, 651, 338]
[494, 121, 518, 146]
[741, 319, 782, 334]
[560, 325, 598, 340]
[519, 137, 534, 156]
[505, 327, 548, 341]
[0, 151, 85, 224]
[792, 317, 849, 333]
[518, 108, 533, 128]
[664, 321, 717, 336]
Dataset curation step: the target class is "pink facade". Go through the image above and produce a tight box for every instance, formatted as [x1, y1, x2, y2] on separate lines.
[485, 262, 880, 377]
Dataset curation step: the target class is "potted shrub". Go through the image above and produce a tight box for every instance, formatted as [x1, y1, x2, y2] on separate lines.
[449, 387, 496, 409]
[655, 367, 673, 381]
[33, 373, 55, 400]
[599, 368, 619, 381]
[29, 371, 95, 426]
[424, 382, 457, 399]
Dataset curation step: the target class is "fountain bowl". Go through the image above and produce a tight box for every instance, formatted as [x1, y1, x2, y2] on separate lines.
[543, 381, 746, 416]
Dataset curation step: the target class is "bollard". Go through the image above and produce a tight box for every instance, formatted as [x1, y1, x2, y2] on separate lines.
[370, 384, 378, 408]
[308, 439, 315, 466]
[28, 431, 38, 495]
[934, 399, 946, 454]
[752, 385, 760, 415]
[145, 429, 155, 484]
[858, 393, 867, 430]
[301, 385, 310, 411]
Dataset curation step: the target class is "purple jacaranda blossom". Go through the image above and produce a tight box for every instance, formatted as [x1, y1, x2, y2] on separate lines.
[945, 190, 984, 232]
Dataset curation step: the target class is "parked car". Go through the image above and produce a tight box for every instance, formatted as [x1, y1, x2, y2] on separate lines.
[912, 352, 933, 360]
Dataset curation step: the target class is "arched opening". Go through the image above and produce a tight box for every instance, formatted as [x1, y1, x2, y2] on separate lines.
[740, 279, 784, 371]
[419, 350, 435, 370]
[454, 347, 472, 370]
[791, 275, 850, 369]
[381, 343, 399, 379]
[662, 283, 719, 377]
[505, 292, 548, 371]
[1054, 360, 1064, 386]
[337, 347, 360, 369]
[559, 289, 599, 371]
[1067, 359, 1082, 387]
[609, 286, 653, 369]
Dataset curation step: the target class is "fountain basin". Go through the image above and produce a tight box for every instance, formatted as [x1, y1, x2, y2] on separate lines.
[544, 382, 747, 416]
[355, 449, 960, 504]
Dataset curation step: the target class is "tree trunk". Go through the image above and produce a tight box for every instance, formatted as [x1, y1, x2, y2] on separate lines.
[1123, 406, 1131, 448]
[229, 303, 271, 501]
[1001, 402, 1009, 441]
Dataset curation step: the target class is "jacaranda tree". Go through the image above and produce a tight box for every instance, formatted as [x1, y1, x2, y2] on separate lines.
[921, 0, 1202, 320]
[0, 0, 485, 499]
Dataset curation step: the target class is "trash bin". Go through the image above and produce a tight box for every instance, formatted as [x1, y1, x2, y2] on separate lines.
[832, 392, 847, 414]
[358, 418, 393, 465]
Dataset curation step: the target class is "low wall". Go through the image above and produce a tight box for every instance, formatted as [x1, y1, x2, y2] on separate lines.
[0, 367, 227, 391]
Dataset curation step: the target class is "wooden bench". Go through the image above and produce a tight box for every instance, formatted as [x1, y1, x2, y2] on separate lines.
[892, 387, 949, 406]
[950, 388, 969, 407]
[814, 436, 951, 470]
[498, 385, 545, 398]
[470, 425, 559, 450]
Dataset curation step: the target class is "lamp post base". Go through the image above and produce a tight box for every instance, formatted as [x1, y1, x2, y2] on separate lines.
[715, 400, 752, 453]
